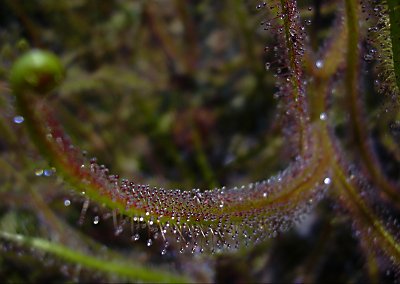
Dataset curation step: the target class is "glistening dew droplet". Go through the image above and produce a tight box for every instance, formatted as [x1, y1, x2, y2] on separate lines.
[324, 177, 331, 185]
[315, 60, 324, 69]
[13, 116, 24, 124]
[43, 168, 54, 177]
[64, 199, 71, 207]
[319, 112, 327, 121]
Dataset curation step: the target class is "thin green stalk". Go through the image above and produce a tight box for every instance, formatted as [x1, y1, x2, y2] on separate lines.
[0, 231, 191, 283]
[279, 0, 309, 154]
[345, 0, 400, 206]
[387, 0, 400, 91]
[332, 162, 400, 264]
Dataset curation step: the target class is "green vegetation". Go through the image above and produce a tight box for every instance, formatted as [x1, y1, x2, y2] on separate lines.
[0, 1, 400, 283]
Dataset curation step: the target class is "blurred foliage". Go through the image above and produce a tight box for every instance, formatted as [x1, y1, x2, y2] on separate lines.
[0, 0, 398, 283]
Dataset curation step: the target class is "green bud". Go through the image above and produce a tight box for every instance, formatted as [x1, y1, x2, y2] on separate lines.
[10, 49, 64, 95]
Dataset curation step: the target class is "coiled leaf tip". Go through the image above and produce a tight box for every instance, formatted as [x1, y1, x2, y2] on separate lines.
[10, 49, 64, 95]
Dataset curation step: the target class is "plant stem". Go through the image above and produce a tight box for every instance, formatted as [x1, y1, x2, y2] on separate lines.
[0, 231, 191, 283]
[387, 0, 400, 91]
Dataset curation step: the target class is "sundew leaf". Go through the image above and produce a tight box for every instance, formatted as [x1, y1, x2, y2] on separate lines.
[0, 231, 191, 283]
[261, 0, 310, 155]
[387, 0, 400, 92]
[10, 49, 332, 255]
[23, 98, 331, 254]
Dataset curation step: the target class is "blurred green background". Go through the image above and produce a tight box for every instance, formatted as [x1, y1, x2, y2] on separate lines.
[0, 0, 390, 283]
